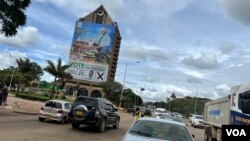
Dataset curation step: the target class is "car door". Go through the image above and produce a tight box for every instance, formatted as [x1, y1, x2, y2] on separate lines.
[104, 103, 116, 124]
[43, 101, 53, 117]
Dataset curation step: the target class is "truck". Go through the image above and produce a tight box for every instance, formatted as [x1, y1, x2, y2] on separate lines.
[203, 83, 250, 141]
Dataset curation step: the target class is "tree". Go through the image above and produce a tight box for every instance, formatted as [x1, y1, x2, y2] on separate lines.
[99, 81, 122, 105]
[0, 0, 31, 37]
[43, 58, 72, 99]
[15, 58, 43, 95]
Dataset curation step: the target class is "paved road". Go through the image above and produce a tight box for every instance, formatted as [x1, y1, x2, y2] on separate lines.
[0, 110, 204, 141]
[0, 110, 134, 141]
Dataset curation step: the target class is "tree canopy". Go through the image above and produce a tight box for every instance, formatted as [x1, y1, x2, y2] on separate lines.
[0, 0, 31, 37]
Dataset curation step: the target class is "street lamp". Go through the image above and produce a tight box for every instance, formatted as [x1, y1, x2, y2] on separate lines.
[9, 68, 14, 91]
[8, 55, 16, 91]
[119, 61, 140, 108]
[194, 85, 198, 114]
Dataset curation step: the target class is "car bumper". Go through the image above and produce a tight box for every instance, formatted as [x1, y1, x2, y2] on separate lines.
[70, 117, 100, 126]
[39, 114, 63, 122]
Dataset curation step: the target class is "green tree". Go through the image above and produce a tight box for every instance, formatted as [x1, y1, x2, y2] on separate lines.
[43, 58, 72, 99]
[0, 0, 31, 37]
[99, 81, 122, 105]
[15, 58, 43, 95]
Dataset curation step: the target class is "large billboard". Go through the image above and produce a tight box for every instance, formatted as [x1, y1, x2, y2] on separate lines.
[67, 21, 115, 82]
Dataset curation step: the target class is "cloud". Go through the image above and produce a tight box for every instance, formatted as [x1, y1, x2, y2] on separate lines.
[35, 0, 124, 19]
[213, 83, 231, 98]
[182, 53, 218, 69]
[0, 27, 39, 48]
[0, 50, 28, 69]
[219, 0, 250, 26]
[183, 69, 206, 79]
[219, 41, 238, 54]
[122, 46, 169, 62]
[186, 76, 202, 84]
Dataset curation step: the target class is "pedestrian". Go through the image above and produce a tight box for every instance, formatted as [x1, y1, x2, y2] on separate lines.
[133, 107, 141, 122]
[2, 87, 8, 106]
[0, 90, 3, 106]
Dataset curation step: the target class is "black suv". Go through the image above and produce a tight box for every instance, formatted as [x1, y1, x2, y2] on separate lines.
[68, 96, 120, 133]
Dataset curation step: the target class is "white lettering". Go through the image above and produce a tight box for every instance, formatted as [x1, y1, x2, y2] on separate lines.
[232, 129, 239, 136]
[226, 129, 246, 136]
[240, 129, 246, 136]
[226, 129, 232, 136]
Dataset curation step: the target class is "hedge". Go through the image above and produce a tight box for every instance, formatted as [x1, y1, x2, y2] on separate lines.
[16, 93, 49, 102]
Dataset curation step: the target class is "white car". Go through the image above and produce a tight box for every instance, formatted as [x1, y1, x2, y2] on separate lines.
[38, 100, 72, 124]
[155, 113, 171, 119]
[122, 117, 194, 141]
[191, 115, 204, 128]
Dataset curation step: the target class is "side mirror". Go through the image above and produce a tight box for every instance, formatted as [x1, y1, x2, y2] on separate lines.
[114, 108, 118, 112]
[192, 134, 195, 138]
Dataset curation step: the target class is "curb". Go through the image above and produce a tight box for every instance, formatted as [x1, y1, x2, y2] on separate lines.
[13, 109, 39, 115]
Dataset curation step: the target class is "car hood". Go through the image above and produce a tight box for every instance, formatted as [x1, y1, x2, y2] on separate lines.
[122, 133, 169, 141]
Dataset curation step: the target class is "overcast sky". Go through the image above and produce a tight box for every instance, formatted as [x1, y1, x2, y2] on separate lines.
[1, 0, 250, 102]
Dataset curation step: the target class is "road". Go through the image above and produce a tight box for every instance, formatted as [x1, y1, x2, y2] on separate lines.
[0, 111, 204, 141]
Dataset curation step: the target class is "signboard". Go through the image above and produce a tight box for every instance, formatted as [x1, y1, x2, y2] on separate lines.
[67, 21, 115, 82]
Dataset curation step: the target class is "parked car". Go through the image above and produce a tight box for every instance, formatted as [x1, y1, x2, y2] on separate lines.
[191, 115, 204, 128]
[38, 100, 72, 124]
[68, 96, 120, 133]
[122, 117, 194, 141]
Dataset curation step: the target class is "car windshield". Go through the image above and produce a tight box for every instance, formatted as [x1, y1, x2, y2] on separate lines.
[129, 120, 193, 141]
[73, 97, 98, 109]
[195, 116, 204, 119]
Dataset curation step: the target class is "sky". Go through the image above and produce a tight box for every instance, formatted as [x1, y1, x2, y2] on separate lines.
[1, 0, 250, 102]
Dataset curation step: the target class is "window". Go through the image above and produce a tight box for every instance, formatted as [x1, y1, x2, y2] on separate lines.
[238, 90, 250, 114]
[45, 101, 62, 109]
[64, 103, 71, 110]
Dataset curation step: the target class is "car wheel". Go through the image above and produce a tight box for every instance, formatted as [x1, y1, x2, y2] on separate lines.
[113, 118, 119, 129]
[72, 123, 80, 129]
[39, 117, 45, 122]
[60, 117, 66, 124]
[98, 119, 106, 133]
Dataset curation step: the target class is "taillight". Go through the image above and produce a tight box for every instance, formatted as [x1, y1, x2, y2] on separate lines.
[57, 110, 64, 114]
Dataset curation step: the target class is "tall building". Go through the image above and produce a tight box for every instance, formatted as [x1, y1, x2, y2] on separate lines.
[64, 5, 121, 98]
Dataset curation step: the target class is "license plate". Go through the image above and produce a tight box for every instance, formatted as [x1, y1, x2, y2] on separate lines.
[76, 111, 84, 116]
[47, 115, 51, 119]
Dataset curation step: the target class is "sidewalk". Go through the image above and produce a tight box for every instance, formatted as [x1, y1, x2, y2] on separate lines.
[0, 93, 44, 115]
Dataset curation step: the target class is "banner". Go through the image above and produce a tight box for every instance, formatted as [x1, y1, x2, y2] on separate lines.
[68, 21, 115, 82]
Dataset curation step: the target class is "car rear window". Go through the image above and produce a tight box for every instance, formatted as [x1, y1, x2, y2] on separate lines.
[73, 97, 98, 108]
[45, 101, 62, 109]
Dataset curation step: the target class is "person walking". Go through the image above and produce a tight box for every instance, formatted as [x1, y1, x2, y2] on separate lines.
[134, 107, 141, 122]
[0, 90, 3, 106]
[2, 87, 8, 106]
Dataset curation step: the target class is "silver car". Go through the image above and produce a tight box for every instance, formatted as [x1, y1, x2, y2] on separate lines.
[122, 117, 194, 141]
[38, 100, 71, 124]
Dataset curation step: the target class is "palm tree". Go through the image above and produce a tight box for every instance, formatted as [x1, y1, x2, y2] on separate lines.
[44, 58, 72, 99]
[16, 58, 33, 95]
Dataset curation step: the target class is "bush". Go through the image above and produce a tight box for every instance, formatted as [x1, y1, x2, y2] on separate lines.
[61, 94, 66, 100]
[16, 93, 49, 102]
[43, 93, 49, 97]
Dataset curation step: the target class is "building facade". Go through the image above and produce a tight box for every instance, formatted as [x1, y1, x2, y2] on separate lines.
[64, 5, 121, 98]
